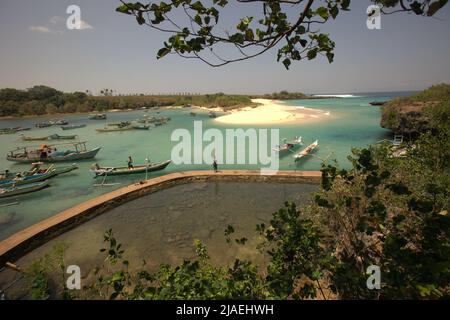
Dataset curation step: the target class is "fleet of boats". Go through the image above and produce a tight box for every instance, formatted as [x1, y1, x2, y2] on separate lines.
[1, 111, 319, 200]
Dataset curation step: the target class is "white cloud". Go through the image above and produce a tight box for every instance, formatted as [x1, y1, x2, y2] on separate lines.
[29, 26, 51, 33]
[29, 16, 93, 34]
[49, 16, 65, 25]
[79, 20, 93, 30]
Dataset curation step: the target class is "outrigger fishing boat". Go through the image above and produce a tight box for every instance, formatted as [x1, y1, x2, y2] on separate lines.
[0, 127, 31, 134]
[91, 160, 171, 177]
[21, 134, 78, 141]
[96, 126, 134, 132]
[0, 170, 56, 188]
[89, 113, 107, 120]
[61, 124, 86, 130]
[273, 136, 303, 155]
[50, 119, 69, 125]
[0, 163, 78, 182]
[35, 121, 54, 128]
[132, 124, 151, 130]
[6, 141, 101, 163]
[294, 140, 319, 161]
[21, 134, 49, 141]
[48, 134, 78, 140]
[0, 181, 50, 199]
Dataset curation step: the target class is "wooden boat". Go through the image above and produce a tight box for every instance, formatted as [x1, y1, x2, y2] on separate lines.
[369, 101, 387, 106]
[294, 140, 318, 161]
[35, 122, 53, 128]
[91, 160, 171, 177]
[96, 126, 134, 132]
[89, 113, 107, 120]
[0, 170, 56, 188]
[61, 124, 86, 130]
[51, 119, 68, 125]
[274, 136, 302, 155]
[0, 129, 17, 135]
[107, 121, 131, 127]
[48, 134, 78, 140]
[1, 163, 78, 181]
[1, 127, 31, 134]
[132, 124, 150, 130]
[6, 141, 101, 163]
[27, 163, 79, 176]
[0, 181, 50, 199]
[208, 111, 217, 118]
[21, 134, 49, 141]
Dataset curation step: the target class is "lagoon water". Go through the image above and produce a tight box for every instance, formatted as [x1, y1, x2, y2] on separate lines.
[0, 94, 409, 240]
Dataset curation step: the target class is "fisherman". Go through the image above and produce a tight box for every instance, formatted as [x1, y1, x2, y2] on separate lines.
[213, 159, 218, 173]
[128, 156, 134, 169]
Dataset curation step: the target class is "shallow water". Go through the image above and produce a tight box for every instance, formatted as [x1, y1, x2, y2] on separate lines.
[0, 181, 318, 297]
[0, 94, 404, 240]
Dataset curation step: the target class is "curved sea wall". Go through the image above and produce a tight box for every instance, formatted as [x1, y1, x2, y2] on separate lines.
[0, 170, 321, 266]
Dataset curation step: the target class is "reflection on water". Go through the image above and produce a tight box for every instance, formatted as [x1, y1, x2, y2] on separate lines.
[0, 181, 318, 294]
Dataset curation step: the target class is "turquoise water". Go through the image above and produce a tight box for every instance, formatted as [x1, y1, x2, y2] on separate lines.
[0, 181, 317, 297]
[0, 94, 404, 240]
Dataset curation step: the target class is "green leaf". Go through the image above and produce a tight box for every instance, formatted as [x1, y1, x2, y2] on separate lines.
[116, 4, 131, 14]
[316, 7, 329, 20]
[330, 6, 339, 19]
[157, 47, 171, 59]
[307, 49, 317, 60]
[282, 58, 291, 69]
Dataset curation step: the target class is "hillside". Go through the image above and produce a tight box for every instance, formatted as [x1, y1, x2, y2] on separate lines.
[381, 84, 450, 135]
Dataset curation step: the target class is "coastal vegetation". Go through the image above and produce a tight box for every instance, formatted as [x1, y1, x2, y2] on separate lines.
[381, 83, 450, 136]
[0, 86, 254, 117]
[0, 86, 331, 117]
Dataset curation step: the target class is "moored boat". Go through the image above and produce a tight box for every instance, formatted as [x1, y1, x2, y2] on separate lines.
[96, 126, 134, 132]
[35, 122, 52, 128]
[132, 124, 150, 130]
[0, 181, 50, 198]
[48, 134, 78, 140]
[0, 170, 56, 188]
[274, 136, 302, 155]
[21, 134, 49, 141]
[6, 142, 101, 163]
[89, 113, 107, 120]
[91, 160, 171, 177]
[294, 140, 318, 161]
[61, 124, 86, 130]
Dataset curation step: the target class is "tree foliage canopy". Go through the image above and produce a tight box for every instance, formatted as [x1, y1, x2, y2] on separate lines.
[116, 0, 448, 69]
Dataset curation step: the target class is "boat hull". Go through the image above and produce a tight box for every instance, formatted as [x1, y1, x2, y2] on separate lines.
[0, 171, 56, 188]
[0, 181, 50, 198]
[61, 125, 86, 130]
[6, 148, 101, 163]
[93, 160, 171, 176]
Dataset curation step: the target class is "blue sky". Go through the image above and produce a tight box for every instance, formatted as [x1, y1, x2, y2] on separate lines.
[0, 0, 449, 94]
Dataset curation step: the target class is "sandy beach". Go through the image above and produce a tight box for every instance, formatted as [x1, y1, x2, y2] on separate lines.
[214, 99, 330, 125]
